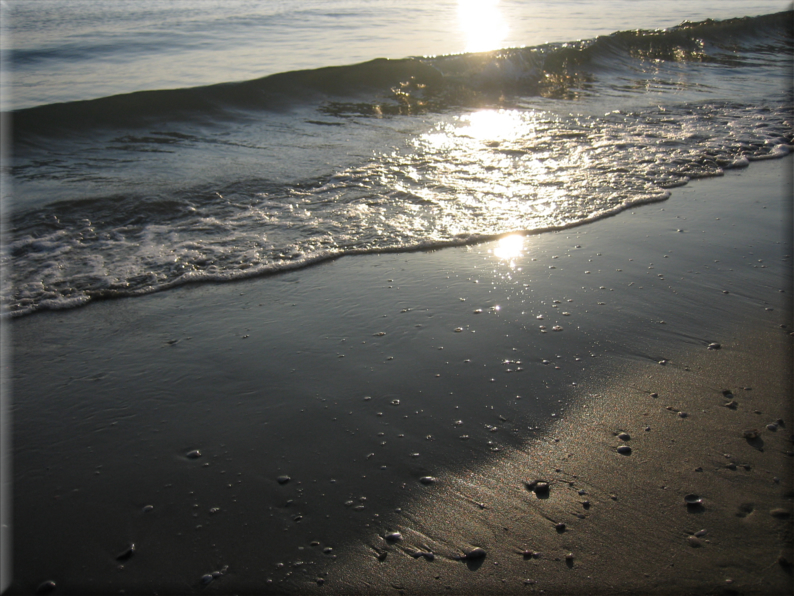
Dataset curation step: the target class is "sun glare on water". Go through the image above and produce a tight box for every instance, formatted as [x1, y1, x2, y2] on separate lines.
[456, 109, 528, 142]
[457, 0, 509, 54]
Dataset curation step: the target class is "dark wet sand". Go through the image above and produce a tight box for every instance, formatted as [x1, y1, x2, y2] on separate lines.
[5, 156, 792, 595]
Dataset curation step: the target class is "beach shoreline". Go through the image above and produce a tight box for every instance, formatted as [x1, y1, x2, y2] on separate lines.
[4, 156, 793, 595]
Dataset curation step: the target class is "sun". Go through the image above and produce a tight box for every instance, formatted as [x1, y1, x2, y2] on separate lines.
[457, 0, 509, 54]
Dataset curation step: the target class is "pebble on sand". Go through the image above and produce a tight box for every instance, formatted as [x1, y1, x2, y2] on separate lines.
[617, 432, 630, 441]
[525, 479, 550, 496]
[385, 531, 403, 542]
[459, 547, 487, 560]
[617, 445, 632, 455]
[533, 481, 550, 496]
[277, 475, 291, 485]
[35, 581, 56, 595]
[186, 450, 201, 459]
[419, 476, 437, 485]
[684, 494, 703, 507]
[116, 543, 136, 561]
[707, 342, 721, 350]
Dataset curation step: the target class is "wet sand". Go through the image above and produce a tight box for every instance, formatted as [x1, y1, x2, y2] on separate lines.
[5, 156, 793, 595]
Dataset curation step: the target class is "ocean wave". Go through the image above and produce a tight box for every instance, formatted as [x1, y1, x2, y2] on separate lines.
[9, 11, 792, 139]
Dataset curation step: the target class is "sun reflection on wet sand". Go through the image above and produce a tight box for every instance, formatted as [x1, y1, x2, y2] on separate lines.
[492, 233, 525, 261]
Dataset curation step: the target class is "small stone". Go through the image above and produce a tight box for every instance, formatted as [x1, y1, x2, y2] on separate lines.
[116, 543, 136, 561]
[742, 429, 759, 440]
[770, 508, 791, 519]
[35, 581, 56, 595]
[142, 505, 154, 512]
[526, 480, 549, 496]
[385, 532, 403, 542]
[565, 553, 574, 561]
[200, 574, 214, 585]
[707, 342, 721, 350]
[687, 536, 702, 548]
[678, 412, 688, 418]
[419, 476, 436, 485]
[462, 547, 486, 560]
[723, 401, 738, 409]
[684, 494, 703, 507]
[277, 475, 291, 485]
[695, 529, 707, 537]
[186, 450, 201, 459]
[617, 445, 632, 455]
[617, 432, 630, 441]
[324, 547, 333, 554]
[766, 423, 778, 431]
[650, 392, 658, 398]
[555, 523, 566, 533]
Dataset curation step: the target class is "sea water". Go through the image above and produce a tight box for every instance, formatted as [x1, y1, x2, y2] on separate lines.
[1, 0, 792, 316]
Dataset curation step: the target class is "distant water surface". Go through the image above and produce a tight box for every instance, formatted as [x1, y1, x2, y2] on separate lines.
[3, 0, 790, 109]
